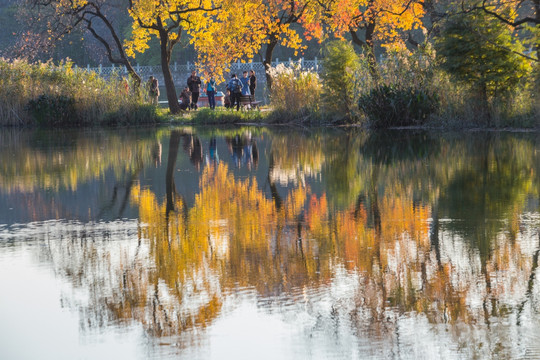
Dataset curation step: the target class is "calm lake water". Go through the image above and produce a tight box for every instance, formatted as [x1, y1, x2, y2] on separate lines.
[1, 127, 539, 360]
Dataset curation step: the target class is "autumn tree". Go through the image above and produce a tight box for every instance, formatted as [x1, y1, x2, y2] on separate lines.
[193, 0, 314, 89]
[186, 1, 264, 81]
[254, 0, 314, 89]
[125, 0, 220, 113]
[24, 0, 142, 86]
[311, 0, 425, 74]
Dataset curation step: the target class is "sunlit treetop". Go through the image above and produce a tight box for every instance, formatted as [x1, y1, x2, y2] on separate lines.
[304, 0, 426, 50]
[192, 0, 316, 81]
[125, 0, 220, 58]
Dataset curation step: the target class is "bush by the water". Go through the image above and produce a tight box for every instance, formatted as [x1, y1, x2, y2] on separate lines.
[0, 58, 160, 126]
[358, 85, 439, 128]
[321, 41, 366, 122]
[26, 94, 76, 126]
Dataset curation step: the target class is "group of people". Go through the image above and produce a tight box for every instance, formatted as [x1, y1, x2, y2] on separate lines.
[146, 69, 257, 111]
[224, 70, 257, 111]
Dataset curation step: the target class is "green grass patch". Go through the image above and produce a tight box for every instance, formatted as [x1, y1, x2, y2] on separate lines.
[165, 108, 267, 125]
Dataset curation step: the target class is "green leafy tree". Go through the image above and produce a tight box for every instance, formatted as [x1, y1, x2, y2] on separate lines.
[436, 10, 531, 119]
[321, 40, 362, 122]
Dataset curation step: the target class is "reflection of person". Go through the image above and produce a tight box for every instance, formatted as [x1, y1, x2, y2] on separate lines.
[207, 137, 219, 166]
[187, 70, 201, 110]
[183, 135, 203, 171]
[179, 87, 191, 111]
[150, 78, 159, 105]
[225, 132, 257, 169]
[206, 76, 217, 110]
[151, 141, 162, 167]
[249, 70, 256, 101]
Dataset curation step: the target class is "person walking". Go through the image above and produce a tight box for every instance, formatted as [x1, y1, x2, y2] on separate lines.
[249, 70, 257, 101]
[206, 75, 217, 110]
[187, 70, 201, 110]
[227, 74, 243, 111]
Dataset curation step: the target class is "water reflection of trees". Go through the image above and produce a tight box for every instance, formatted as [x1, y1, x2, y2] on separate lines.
[32, 130, 540, 357]
[0, 128, 163, 193]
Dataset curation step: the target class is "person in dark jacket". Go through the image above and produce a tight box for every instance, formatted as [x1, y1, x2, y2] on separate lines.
[249, 70, 256, 101]
[187, 70, 201, 110]
[226, 74, 243, 111]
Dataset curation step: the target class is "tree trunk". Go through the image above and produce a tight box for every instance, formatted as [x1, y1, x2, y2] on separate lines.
[480, 82, 491, 125]
[534, 0, 540, 61]
[263, 38, 278, 92]
[350, 23, 379, 81]
[364, 20, 379, 80]
[159, 30, 180, 114]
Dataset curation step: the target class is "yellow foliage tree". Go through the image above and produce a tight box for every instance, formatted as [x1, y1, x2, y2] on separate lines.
[192, 0, 315, 88]
[125, 0, 221, 113]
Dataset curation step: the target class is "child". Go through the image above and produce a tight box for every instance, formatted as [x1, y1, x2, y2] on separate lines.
[179, 87, 191, 111]
[224, 90, 232, 109]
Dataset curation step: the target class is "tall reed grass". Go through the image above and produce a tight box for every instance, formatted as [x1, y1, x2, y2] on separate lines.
[266, 61, 322, 124]
[0, 58, 159, 126]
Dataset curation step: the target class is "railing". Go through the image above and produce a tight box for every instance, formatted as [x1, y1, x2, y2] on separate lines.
[75, 58, 322, 85]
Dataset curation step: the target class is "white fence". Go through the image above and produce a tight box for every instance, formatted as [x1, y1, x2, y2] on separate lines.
[77, 58, 322, 85]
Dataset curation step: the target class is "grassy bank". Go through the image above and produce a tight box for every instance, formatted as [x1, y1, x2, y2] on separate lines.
[0, 58, 161, 126]
[2, 56, 537, 129]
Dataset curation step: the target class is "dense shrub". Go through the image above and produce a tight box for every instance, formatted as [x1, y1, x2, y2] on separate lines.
[26, 94, 77, 126]
[358, 85, 439, 128]
[321, 41, 366, 122]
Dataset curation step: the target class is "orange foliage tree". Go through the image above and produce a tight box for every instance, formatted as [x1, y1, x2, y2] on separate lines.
[308, 0, 426, 71]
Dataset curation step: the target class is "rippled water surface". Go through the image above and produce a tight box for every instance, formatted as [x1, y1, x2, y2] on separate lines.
[1, 127, 539, 359]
